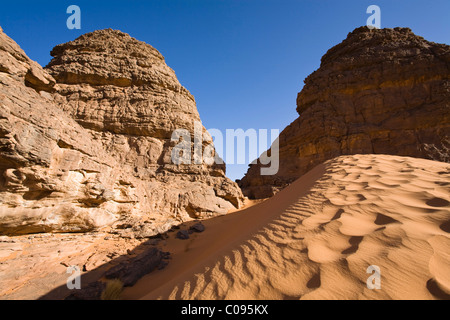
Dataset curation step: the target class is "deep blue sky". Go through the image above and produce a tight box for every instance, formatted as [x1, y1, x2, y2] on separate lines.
[1, 0, 449, 181]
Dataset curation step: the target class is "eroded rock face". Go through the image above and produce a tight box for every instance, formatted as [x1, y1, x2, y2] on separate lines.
[239, 27, 450, 199]
[0, 27, 243, 235]
[47, 29, 199, 139]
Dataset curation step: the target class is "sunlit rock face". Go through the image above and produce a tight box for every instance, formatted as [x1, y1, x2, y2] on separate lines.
[0, 28, 243, 235]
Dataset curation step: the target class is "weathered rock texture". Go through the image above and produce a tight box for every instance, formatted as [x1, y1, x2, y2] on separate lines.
[239, 27, 450, 199]
[0, 27, 243, 235]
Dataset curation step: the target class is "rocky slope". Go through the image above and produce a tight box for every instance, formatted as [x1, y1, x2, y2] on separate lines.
[0, 27, 243, 235]
[239, 27, 450, 199]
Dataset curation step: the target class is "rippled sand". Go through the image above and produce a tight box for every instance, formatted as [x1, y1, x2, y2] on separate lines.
[123, 155, 450, 300]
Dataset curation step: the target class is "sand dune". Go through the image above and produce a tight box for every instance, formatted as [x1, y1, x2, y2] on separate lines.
[123, 154, 450, 300]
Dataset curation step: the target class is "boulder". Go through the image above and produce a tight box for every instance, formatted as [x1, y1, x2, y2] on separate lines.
[189, 223, 205, 233]
[176, 230, 190, 240]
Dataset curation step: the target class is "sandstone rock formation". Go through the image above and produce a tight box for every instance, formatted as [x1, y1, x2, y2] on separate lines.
[0, 27, 243, 235]
[239, 27, 450, 199]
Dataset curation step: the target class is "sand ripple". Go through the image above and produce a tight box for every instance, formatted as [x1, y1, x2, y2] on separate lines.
[124, 155, 450, 300]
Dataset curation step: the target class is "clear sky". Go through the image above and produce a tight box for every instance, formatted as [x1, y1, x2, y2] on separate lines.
[1, 0, 449, 181]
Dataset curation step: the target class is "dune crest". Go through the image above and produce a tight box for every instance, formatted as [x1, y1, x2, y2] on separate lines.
[123, 154, 450, 300]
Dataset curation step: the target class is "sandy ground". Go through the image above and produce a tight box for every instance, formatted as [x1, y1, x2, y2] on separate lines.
[0, 232, 146, 300]
[122, 154, 450, 300]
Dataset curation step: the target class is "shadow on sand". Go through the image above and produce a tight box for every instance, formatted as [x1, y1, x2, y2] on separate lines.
[37, 221, 200, 300]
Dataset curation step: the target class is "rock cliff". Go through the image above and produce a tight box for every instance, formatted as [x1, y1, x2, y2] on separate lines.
[239, 27, 450, 199]
[0, 27, 243, 235]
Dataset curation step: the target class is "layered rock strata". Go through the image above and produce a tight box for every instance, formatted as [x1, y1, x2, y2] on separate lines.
[239, 27, 450, 199]
[0, 27, 243, 235]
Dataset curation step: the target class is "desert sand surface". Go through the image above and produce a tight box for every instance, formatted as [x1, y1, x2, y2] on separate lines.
[0, 231, 147, 300]
[122, 154, 450, 300]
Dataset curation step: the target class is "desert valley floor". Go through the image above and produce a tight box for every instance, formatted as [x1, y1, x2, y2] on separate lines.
[2, 154, 449, 300]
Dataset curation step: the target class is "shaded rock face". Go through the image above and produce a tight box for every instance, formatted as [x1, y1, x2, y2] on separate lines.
[0, 28, 243, 235]
[240, 27, 450, 199]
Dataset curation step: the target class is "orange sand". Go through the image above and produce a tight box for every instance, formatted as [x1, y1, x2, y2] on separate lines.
[122, 154, 450, 300]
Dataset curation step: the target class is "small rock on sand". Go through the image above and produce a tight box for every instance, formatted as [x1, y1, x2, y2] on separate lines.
[176, 230, 190, 240]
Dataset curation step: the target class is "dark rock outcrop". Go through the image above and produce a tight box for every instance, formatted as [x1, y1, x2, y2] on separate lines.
[104, 248, 167, 287]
